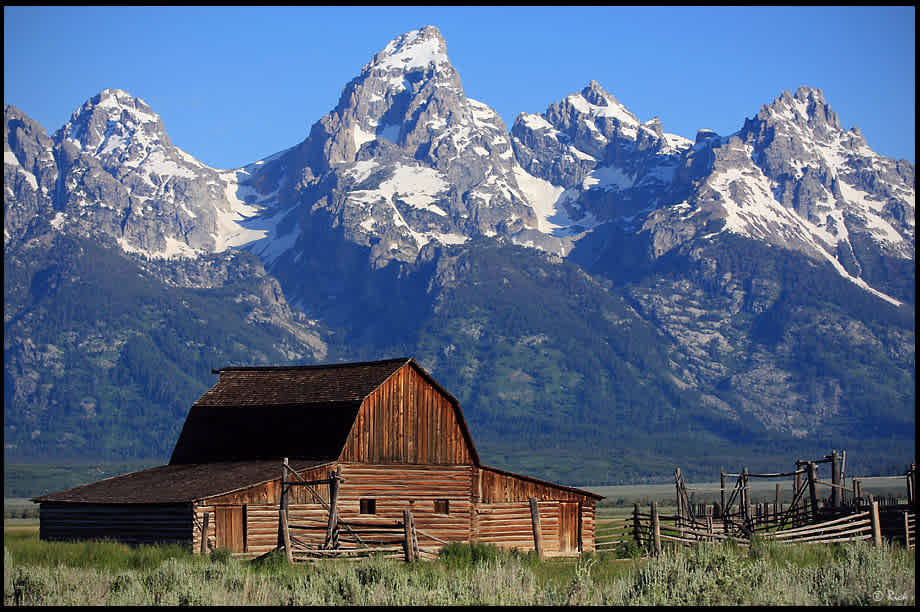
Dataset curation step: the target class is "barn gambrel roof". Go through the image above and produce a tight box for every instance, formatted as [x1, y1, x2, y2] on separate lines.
[169, 357, 480, 465]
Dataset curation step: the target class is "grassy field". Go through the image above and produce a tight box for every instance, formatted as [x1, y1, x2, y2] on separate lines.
[4, 523, 915, 606]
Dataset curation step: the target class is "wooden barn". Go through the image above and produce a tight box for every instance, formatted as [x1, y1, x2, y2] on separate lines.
[33, 357, 602, 558]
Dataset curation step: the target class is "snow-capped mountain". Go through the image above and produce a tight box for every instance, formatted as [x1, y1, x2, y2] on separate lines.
[511, 82, 914, 306]
[236, 25, 559, 269]
[637, 87, 914, 306]
[510, 80, 693, 247]
[8, 28, 910, 306]
[5, 89, 275, 264]
[4, 25, 915, 480]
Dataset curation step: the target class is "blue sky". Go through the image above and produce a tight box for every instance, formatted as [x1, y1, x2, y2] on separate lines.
[4, 6, 915, 169]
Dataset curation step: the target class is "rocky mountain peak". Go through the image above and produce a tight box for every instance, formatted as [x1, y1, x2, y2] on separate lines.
[366, 25, 449, 74]
[296, 25, 468, 171]
[55, 89, 171, 161]
[580, 80, 616, 108]
[751, 86, 845, 145]
[243, 26, 544, 269]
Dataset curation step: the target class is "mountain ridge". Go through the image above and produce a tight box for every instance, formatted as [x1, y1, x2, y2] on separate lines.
[4, 25, 914, 483]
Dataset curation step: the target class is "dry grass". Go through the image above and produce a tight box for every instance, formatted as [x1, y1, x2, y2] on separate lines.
[4, 527, 914, 606]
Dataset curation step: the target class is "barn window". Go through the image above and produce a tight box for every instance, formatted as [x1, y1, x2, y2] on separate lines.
[434, 499, 449, 515]
[360, 499, 376, 515]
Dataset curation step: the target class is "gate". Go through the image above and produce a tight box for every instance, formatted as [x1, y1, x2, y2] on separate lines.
[276, 458, 434, 562]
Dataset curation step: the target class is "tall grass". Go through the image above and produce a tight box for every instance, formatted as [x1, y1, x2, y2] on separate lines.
[3, 531, 915, 606]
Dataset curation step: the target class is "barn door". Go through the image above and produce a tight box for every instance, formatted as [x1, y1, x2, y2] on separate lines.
[215, 506, 245, 552]
[558, 502, 580, 553]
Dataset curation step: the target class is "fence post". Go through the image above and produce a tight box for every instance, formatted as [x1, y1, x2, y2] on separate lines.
[807, 463, 819, 522]
[720, 469, 726, 519]
[742, 467, 750, 528]
[280, 458, 293, 563]
[908, 463, 917, 506]
[529, 497, 545, 561]
[904, 511, 911, 548]
[674, 468, 682, 529]
[775, 483, 782, 525]
[651, 502, 661, 555]
[632, 503, 642, 548]
[403, 509, 417, 562]
[200, 512, 210, 555]
[831, 450, 841, 508]
[324, 466, 341, 550]
[869, 501, 882, 547]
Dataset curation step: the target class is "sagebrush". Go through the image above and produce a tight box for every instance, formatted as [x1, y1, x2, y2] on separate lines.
[3, 536, 915, 606]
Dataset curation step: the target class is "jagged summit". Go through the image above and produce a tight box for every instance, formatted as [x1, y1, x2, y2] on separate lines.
[240, 25, 546, 268]
[56, 89, 169, 157]
[565, 81, 641, 135]
[366, 25, 450, 73]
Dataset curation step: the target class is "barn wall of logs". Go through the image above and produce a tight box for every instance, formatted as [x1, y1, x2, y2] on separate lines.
[39, 502, 194, 545]
[475, 466, 597, 553]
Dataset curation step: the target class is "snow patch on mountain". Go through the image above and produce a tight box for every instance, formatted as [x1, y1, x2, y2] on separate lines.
[512, 165, 599, 238]
[349, 165, 450, 215]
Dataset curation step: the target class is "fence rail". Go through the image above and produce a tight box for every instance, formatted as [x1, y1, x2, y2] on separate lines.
[594, 517, 631, 551]
[596, 502, 915, 557]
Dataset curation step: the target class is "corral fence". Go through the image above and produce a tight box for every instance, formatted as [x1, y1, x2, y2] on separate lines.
[596, 455, 917, 557]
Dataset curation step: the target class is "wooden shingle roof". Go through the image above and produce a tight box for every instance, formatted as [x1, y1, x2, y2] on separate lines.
[195, 358, 413, 406]
[31, 459, 329, 504]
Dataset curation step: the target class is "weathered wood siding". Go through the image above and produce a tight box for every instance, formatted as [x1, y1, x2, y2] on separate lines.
[221, 463, 474, 554]
[337, 463, 474, 546]
[201, 464, 333, 507]
[478, 467, 591, 503]
[39, 503, 193, 545]
[193, 464, 333, 554]
[341, 365, 473, 464]
[474, 501, 560, 553]
[475, 468, 597, 554]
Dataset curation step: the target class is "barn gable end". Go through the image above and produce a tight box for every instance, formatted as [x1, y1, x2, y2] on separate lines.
[341, 360, 477, 465]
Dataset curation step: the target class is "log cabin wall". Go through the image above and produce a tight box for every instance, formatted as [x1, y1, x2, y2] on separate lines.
[475, 501, 560, 553]
[478, 467, 592, 503]
[475, 467, 597, 553]
[580, 502, 596, 552]
[39, 502, 194, 545]
[340, 364, 473, 465]
[337, 463, 475, 545]
[200, 463, 475, 555]
[201, 464, 333, 507]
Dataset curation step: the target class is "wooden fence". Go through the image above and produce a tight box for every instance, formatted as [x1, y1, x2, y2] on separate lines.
[596, 501, 916, 557]
[556, 454, 917, 558]
[594, 516, 632, 553]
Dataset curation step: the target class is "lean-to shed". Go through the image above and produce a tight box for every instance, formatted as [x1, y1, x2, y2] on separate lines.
[33, 357, 603, 556]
